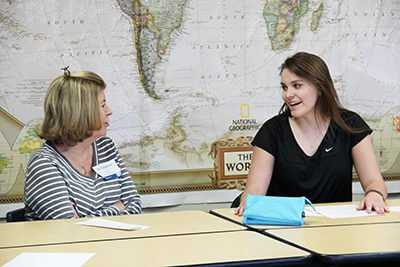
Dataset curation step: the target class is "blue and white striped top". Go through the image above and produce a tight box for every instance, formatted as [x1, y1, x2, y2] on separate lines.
[24, 136, 142, 220]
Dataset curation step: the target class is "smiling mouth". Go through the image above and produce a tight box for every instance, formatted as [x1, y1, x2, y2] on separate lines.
[289, 101, 301, 107]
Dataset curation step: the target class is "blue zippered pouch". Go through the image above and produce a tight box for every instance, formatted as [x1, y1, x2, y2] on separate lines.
[243, 194, 316, 226]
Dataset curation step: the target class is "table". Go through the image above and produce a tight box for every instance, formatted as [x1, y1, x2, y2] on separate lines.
[0, 231, 311, 266]
[266, 222, 400, 264]
[210, 199, 400, 230]
[0, 210, 245, 249]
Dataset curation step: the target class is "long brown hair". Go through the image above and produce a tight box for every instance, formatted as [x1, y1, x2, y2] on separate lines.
[279, 52, 357, 134]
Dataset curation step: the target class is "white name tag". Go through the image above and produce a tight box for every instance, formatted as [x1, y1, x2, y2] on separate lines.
[92, 160, 121, 180]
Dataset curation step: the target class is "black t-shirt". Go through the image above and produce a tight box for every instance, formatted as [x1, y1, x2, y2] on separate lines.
[251, 110, 372, 203]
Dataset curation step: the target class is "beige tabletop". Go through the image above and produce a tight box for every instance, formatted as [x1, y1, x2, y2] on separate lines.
[0, 231, 311, 267]
[210, 199, 400, 229]
[0, 210, 245, 249]
[267, 223, 400, 263]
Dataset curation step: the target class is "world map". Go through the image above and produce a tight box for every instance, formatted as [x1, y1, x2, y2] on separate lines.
[0, 0, 399, 197]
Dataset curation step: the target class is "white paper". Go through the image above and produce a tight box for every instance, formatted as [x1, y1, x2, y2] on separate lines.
[304, 206, 322, 217]
[76, 218, 150, 231]
[3, 252, 94, 267]
[389, 205, 400, 212]
[315, 204, 379, 218]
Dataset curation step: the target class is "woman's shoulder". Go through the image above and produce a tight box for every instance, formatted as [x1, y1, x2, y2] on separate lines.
[255, 113, 289, 139]
[261, 113, 288, 129]
[338, 108, 372, 134]
[340, 108, 360, 118]
[95, 136, 114, 145]
[339, 109, 367, 124]
[27, 142, 60, 167]
[95, 136, 117, 151]
[30, 142, 56, 159]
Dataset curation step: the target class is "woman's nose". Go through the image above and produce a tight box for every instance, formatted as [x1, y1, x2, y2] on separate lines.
[284, 88, 295, 99]
[107, 105, 113, 116]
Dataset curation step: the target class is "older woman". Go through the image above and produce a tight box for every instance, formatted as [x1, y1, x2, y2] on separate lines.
[24, 69, 141, 220]
[234, 52, 388, 215]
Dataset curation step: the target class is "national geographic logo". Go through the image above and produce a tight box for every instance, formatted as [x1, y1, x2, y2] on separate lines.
[240, 103, 250, 118]
[229, 104, 261, 131]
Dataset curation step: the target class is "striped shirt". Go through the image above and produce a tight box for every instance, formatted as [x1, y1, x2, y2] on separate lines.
[24, 137, 142, 220]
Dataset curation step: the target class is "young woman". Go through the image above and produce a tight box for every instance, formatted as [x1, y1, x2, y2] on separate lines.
[234, 52, 388, 215]
[24, 69, 141, 220]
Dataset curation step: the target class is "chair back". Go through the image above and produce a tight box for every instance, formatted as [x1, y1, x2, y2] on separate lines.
[230, 193, 242, 208]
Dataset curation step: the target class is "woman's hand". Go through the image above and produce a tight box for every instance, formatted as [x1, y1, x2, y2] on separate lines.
[70, 203, 79, 218]
[234, 201, 245, 216]
[356, 191, 389, 214]
[112, 200, 125, 212]
[234, 193, 247, 216]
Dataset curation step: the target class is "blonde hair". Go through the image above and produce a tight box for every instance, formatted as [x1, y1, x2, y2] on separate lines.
[39, 71, 106, 146]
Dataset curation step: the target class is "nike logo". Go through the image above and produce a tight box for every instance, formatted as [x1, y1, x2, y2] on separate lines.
[325, 147, 333, 152]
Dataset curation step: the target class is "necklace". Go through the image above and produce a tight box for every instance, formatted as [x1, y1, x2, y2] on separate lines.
[64, 147, 92, 175]
[291, 119, 329, 149]
[304, 132, 322, 148]
[299, 127, 323, 148]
